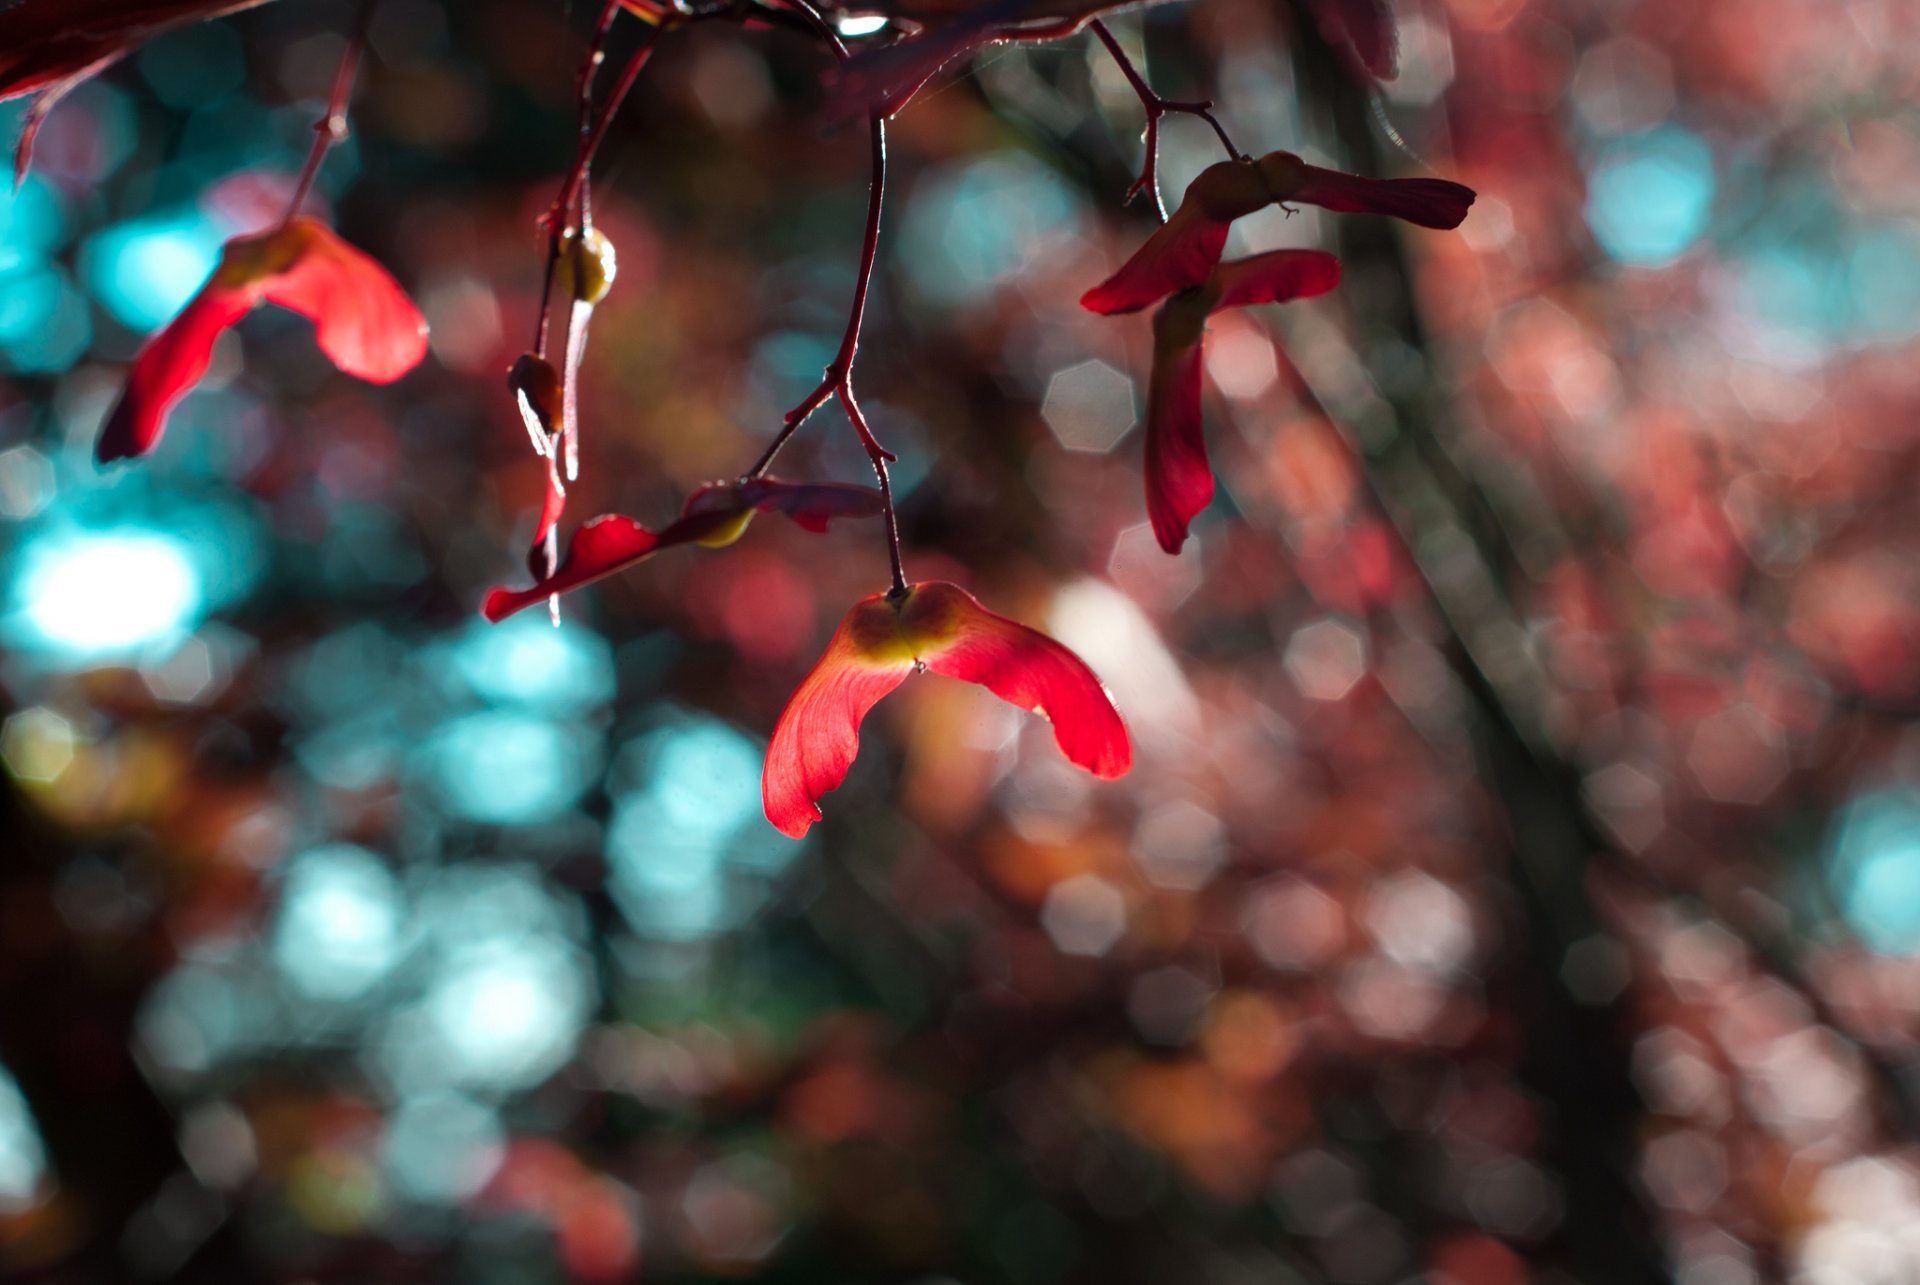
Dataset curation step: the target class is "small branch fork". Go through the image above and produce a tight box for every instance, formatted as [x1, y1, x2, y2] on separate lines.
[509, 0, 910, 598]
[280, 0, 377, 228]
[1089, 18, 1239, 221]
[739, 0, 910, 597]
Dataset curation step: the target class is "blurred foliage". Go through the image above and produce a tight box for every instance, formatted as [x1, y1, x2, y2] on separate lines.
[6, 0, 1920, 1282]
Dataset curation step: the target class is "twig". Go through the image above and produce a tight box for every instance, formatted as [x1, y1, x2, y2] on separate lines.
[533, 9, 660, 355]
[279, 0, 377, 228]
[741, 0, 908, 594]
[1089, 18, 1239, 221]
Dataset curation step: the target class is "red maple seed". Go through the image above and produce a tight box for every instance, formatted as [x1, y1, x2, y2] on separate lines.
[482, 478, 886, 623]
[763, 581, 1132, 838]
[1144, 250, 1343, 553]
[1082, 151, 1474, 315]
[96, 218, 428, 463]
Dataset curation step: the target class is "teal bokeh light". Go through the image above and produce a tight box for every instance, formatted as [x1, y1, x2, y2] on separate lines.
[0, 266, 91, 373]
[1585, 125, 1715, 266]
[383, 1090, 504, 1203]
[450, 612, 616, 714]
[424, 710, 599, 825]
[606, 714, 803, 940]
[83, 211, 229, 332]
[1828, 789, 1920, 955]
[1847, 223, 1920, 346]
[0, 1065, 47, 1210]
[0, 177, 67, 272]
[421, 937, 588, 1088]
[137, 19, 246, 109]
[376, 866, 595, 1092]
[272, 845, 408, 1002]
[899, 152, 1086, 308]
[6, 527, 203, 663]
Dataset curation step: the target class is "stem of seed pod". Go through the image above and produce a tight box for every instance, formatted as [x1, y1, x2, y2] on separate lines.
[280, 0, 377, 229]
[745, 114, 904, 594]
[1090, 18, 1240, 221]
[534, 13, 661, 355]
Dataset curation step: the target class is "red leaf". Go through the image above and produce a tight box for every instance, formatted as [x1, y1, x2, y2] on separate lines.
[1081, 160, 1272, 314]
[1210, 248, 1342, 311]
[528, 463, 568, 582]
[508, 352, 562, 456]
[1082, 205, 1231, 315]
[917, 583, 1131, 780]
[761, 596, 918, 838]
[485, 514, 664, 623]
[1285, 158, 1475, 229]
[0, 0, 274, 101]
[95, 219, 427, 463]
[486, 477, 884, 622]
[261, 220, 429, 382]
[95, 280, 256, 463]
[762, 582, 1130, 837]
[823, 23, 984, 123]
[1144, 296, 1212, 554]
[737, 478, 887, 533]
[1130, 251, 1340, 551]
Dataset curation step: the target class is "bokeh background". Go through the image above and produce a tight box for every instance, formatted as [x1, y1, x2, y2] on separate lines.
[4, 0, 1920, 1280]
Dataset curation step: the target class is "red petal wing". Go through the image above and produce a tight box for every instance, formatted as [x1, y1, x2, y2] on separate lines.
[483, 514, 663, 622]
[1081, 203, 1231, 315]
[1143, 309, 1212, 555]
[487, 503, 758, 622]
[96, 280, 257, 462]
[1294, 165, 1475, 230]
[762, 597, 916, 838]
[913, 583, 1131, 779]
[260, 220, 428, 382]
[743, 478, 886, 533]
[1209, 249, 1343, 312]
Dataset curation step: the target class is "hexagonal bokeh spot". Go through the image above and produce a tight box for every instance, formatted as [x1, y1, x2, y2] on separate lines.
[0, 444, 54, 520]
[1242, 877, 1346, 970]
[1040, 873, 1127, 957]
[1041, 358, 1135, 454]
[1570, 36, 1676, 137]
[0, 707, 76, 783]
[1364, 871, 1475, 977]
[142, 635, 222, 705]
[1108, 521, 1204, 612]
[1283, 617, 1369, 702]
[1127, 965, 1214, 1046]
[1583, 760, 1666, 852]
[1686, 704, 1788, 805]
[1130, 799, 1227, 891]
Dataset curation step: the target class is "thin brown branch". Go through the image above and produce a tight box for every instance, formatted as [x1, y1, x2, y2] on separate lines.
[1089, 17, 1238, 221]
[279, 0, 376, 228]
[533, 11, 660, 355]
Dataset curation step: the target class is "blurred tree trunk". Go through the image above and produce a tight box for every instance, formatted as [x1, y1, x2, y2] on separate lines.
[1287, 19, 1671, 1282]
[0, 780, 239, 1278]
